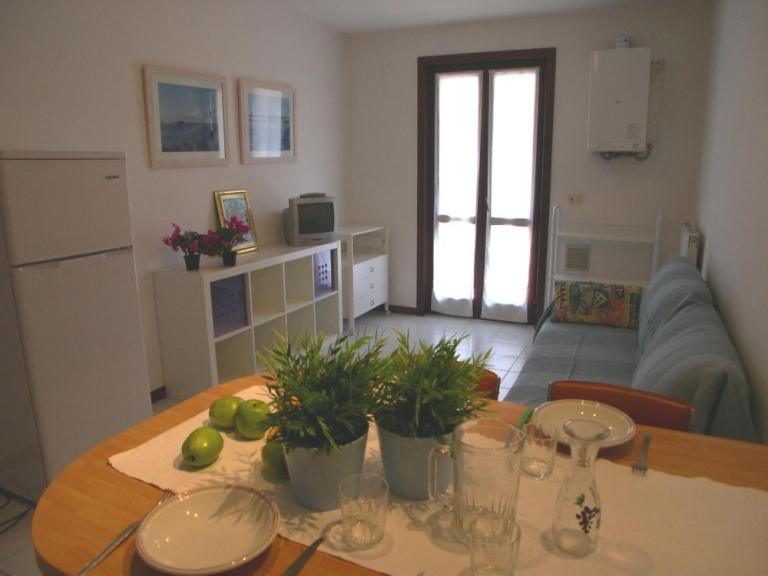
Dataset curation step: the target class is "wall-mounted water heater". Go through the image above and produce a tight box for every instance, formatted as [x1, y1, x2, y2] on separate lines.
[587, 46, 651, 153]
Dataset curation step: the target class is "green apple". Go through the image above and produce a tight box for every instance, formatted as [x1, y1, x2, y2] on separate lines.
[209, 395, 244, 429]
[234, 399, 271, 440]
[181, 426, 224, 468]
[261, 441, 289, 480]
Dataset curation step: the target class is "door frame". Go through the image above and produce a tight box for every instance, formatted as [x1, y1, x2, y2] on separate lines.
[416, 48, 556, 323]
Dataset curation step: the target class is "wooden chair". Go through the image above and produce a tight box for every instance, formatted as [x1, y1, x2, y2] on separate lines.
[547, 380, 693, 431]
[475, 369, 501, 400]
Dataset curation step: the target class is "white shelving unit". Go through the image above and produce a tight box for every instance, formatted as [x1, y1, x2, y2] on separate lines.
[337, 225, 389, 334]
[154, 241, 342, 399]
[547, 205, 661, 303]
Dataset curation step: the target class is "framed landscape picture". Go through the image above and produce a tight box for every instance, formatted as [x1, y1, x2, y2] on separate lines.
[143, 65, 228, 168]
[213, 189, 258, 253]
[238, 79, 295, 164]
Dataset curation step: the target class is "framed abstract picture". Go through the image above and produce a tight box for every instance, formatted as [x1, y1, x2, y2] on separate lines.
[238, 79, 295, 164]
[143, 65, 228, 168]
[213, 189, 258, 253]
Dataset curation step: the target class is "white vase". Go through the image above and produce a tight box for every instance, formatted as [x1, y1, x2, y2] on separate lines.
[377, 424, 452, 500]
[283, 427, 368, 511]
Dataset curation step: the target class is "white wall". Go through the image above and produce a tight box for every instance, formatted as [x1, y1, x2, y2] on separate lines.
[343, 0, 712, 308]
[698, 0, 768, 441]
[0, 0, 346, 392]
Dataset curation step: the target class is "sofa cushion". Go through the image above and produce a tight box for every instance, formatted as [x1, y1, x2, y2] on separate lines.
[552, 281, 642, 329]
[638, 256, 713, 353]
[503, 320, 638, 406]
[633, 302, 755, 441]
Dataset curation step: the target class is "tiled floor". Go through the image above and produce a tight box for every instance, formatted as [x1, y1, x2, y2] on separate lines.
[0, 497, 39, 576]
[0, 311, 532, 576]
[350, 310, 534, 400]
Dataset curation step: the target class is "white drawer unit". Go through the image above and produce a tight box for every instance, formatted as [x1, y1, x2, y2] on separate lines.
[337, 225, 389, 334]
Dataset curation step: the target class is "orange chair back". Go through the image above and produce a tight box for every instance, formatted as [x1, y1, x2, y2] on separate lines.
[547, 380, 692, 431]
[475, 369, 501, 400]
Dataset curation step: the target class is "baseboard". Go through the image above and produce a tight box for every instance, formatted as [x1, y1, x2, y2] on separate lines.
[387, 305, 420, 315]
[150, 386, 168, 404]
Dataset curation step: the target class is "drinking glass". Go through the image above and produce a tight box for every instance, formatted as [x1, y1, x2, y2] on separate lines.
[470, 512, 521, 576]
[522, 422, 558, 479]
[338, 473, 389, 548]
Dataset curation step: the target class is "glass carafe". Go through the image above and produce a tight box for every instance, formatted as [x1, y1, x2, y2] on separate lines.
[552, 419, 609, 556]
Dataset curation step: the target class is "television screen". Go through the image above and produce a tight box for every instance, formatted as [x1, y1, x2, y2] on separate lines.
[298, 202, 335, 234]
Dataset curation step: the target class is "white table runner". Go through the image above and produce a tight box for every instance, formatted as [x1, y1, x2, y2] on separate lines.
[110, 385, 768, 575]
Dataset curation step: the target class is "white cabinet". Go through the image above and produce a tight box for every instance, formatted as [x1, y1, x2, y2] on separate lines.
[547, 205, 661, 303]
[337, 225, 389, 334]
[154, 242, 342, 399]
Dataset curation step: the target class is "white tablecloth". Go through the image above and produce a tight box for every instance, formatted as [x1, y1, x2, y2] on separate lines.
[110, 385, 768, 575]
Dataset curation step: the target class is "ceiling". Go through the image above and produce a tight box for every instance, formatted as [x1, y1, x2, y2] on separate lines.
[282, 0, 641, 33]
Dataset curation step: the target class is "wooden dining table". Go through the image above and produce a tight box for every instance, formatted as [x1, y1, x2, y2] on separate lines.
[32, 374, 768, 575]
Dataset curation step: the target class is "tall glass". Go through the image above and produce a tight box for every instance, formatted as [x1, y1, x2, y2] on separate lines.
[552, 419, 609, 556]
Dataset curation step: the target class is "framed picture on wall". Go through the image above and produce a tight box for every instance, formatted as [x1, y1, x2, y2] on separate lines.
[143, 65, 228, 168]
[238, 79, 295, 164]
[213, 189, 259, 253]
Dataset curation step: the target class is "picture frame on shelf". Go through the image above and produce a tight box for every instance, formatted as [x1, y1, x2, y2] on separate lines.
[143, 65, 228, 168]
[238, 79, 295, 164]
[213, 189, 259, 253]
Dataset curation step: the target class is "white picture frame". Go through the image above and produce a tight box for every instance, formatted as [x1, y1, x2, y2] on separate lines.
[238, 79, 295, 164]
[143, 65, 228, 168]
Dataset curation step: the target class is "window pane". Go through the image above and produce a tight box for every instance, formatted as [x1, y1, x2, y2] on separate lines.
[433, 221, 476, 302]
[484, 225, 530, 306]
[489, 69, 538, 220]
[436, 72, 480, 219]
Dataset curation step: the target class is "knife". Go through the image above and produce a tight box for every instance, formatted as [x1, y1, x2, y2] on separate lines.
[75, 520, 141, 575]
[282, 536, 325, 576]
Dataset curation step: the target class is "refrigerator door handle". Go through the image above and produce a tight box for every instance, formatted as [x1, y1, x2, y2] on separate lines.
[14, 247, 132, 272]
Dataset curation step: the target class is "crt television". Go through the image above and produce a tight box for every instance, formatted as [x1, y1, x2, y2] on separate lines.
[283, 193, 336, 246]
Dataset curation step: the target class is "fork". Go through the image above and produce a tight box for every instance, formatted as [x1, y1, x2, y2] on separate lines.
[76, 489, 174, 575]
[632, 432, 653, 475]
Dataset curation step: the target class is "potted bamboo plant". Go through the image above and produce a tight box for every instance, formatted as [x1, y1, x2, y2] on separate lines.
[261, 332, 386, 511]
[372, 331, 490, 500]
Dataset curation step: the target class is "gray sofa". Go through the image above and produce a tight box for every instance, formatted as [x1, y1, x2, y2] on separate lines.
[503, 256, 756, 442]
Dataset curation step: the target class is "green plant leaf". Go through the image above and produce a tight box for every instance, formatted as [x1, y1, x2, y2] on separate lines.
[372, 330, 490, 438]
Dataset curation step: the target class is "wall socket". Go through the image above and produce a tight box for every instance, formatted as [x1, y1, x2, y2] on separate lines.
[567, 194, 584, 206]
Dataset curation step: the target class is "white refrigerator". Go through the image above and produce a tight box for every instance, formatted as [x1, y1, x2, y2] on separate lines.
[0, 151, 152, 501]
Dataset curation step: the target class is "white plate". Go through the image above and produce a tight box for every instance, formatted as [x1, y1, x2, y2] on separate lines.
[532, 399, 636, 448]
[136, 485, 279, 575]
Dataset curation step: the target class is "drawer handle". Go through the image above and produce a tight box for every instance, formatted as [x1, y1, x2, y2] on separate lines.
[369, 266, 375, 272]
[370, 299, 374, 306]
[370, 283, 374, 289]
[104, 175, 121, 180]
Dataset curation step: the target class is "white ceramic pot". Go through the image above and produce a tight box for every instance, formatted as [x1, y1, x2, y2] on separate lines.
[377, 424, 452, 500]
[283, 427, 368, 511]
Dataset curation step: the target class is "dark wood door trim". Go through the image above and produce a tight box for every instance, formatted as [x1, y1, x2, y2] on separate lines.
[416, 48, 557, 322]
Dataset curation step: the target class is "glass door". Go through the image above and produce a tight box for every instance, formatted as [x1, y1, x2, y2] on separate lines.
[430, 66, 540, 323]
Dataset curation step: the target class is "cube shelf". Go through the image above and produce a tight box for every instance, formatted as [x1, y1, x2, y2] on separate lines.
[154, 241, 342, 399]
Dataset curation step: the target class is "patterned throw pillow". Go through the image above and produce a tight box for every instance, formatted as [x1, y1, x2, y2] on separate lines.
[552, 281, 642, 329]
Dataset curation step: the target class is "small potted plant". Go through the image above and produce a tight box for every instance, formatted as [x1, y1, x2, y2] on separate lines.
[162, 223, 201, 271]
[260, 332, 387, 511]
[372, 331, 490, 500]
[209, 214, 250, 266]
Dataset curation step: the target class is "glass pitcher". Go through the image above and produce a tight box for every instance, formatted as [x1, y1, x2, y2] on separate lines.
[552, 418, 610, 556]
[429, 418, 526, 543]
